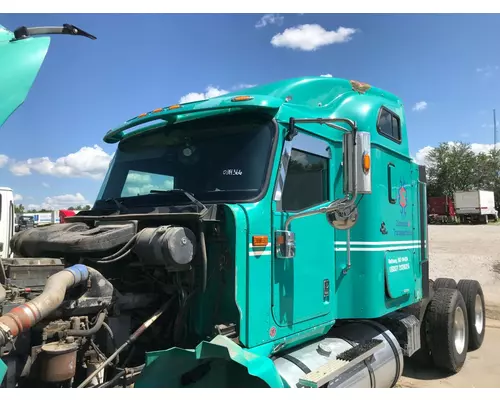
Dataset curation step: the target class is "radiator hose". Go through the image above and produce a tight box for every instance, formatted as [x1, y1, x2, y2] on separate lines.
[0, 264, 89, 347]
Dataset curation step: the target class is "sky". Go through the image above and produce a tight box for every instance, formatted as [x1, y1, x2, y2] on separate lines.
[1, 13, 500, 210]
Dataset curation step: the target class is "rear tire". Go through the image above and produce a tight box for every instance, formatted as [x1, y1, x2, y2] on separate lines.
[433, 278, 457, 290]
[427, 288, 469, 373]
[457, 279, 486, 351]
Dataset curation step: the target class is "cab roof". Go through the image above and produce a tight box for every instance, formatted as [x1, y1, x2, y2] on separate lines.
[103, 76, 403, 144]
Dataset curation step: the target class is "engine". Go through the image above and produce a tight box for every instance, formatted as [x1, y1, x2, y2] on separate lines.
[0, 215, 206, 388]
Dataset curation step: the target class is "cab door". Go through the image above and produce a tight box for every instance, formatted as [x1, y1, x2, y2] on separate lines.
[271, 132, 335, 327]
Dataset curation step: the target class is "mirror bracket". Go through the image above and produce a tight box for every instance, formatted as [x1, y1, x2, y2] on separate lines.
[275, 230, 296, 259]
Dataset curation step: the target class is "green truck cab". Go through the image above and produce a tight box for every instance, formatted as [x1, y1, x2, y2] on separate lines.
[0, 24, 486, 389]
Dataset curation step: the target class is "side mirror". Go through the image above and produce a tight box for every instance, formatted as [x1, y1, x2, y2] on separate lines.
[275, 230, 295, 259]
[343, 131, 372, 196]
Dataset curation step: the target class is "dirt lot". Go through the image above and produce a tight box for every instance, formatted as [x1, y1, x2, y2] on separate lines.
[398, 224, 500, 388]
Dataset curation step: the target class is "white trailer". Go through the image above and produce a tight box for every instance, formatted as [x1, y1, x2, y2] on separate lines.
[0, 187, 15, 258]
[454, 190, 499, 224]
[21, 211, 60, 226]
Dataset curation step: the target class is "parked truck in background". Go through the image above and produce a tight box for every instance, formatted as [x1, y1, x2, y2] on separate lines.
[427, 196, 457, 224]
[0, 188, 14, 258]
[454, 190, 498, 224]
[20, 210, 61, 226]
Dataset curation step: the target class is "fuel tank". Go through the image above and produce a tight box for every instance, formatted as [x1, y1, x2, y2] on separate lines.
[273, 320, 403, 388]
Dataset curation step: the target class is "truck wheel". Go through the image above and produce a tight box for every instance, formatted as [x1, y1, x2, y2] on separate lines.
[427, 288, 469, 373]
[457, 279, 485, 351]
[433, 278, 457, 290]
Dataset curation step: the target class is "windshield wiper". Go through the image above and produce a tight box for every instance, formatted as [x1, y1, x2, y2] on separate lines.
[150, 189, 207, 212]
[102, 198, 129, 213]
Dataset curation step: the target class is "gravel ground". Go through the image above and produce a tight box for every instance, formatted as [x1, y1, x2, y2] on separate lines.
[397, 224, 500, 388]
[428, 224, 500, 317]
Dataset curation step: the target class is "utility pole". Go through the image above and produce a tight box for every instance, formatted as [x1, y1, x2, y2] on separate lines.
[494, 109, 498, 150]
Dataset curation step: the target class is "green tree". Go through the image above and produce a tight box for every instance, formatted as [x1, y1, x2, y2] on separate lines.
[14, 204, 25, 214]
[426, 142, 500, 209]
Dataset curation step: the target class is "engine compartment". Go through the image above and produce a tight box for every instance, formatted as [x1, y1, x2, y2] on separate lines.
[0, 205, 235, 388]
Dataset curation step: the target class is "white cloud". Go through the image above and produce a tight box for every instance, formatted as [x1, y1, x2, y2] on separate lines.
[476, 65, 499, 78]
[179, 86, 229, 104]
[255, 14, 284, 29]
[320, 74, 333, 77]
[414, 145, 434, 166]
[270, 24, 357, 51]
[232, 83, 256, 90]
[33, 193, 90, 210]
[10, 163, 30, 176]
[481, 122, 499, 129]
[412, 101, 428, 112]
[13, 193, 23, 201]
[42, 182, 50, 188]
[9, 145, 113, 180]
[414, 142, 500, 166]
[179, 83, 257, 104]
[0, 154, 8, 168]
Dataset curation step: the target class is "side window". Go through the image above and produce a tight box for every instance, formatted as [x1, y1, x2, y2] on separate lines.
[377, 107, 401, 142]
[281, 149, 329, 211]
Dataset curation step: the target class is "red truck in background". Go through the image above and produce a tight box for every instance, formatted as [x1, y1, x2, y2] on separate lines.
[59, 209, 76, 223]
[427, 196, 457, 224]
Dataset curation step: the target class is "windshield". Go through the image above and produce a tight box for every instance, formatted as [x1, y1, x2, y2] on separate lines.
[95, 114, 276, 207]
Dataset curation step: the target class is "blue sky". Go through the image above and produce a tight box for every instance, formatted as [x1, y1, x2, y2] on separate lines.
[1, 13, 499, 209]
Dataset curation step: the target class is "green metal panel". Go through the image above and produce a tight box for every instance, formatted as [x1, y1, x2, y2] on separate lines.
[272, 212, 334, 325]
[0, 358, 6, 385]
[135, 335, 285, 388]
[0, 25, 50, 128]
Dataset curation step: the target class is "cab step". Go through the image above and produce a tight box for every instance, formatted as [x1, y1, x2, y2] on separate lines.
[298, 339, 384, 388]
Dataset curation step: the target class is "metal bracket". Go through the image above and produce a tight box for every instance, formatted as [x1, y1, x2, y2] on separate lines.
[13, 24, 96, 41]
[377, 312, 421, 357]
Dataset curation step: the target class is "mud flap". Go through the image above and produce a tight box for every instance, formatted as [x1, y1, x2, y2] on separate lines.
[0, 25, 51, 128]
[134, 335, 285, 388]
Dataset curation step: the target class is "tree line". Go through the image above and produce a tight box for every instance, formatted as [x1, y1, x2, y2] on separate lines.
[14, 204, 92, 214]
[425, 142, 500, 208]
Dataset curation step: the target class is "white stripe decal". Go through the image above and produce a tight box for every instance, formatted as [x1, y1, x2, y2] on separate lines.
[334, 240, 424, 245]
[249, 250, 272, 256]
[249, 243, 272, 257]
[335, 245, 422, 252]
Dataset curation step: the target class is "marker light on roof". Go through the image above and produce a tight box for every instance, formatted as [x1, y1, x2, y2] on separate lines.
[137, 113, 147, 118]
[152, 108, 163, 113]
[168, 104, 181, 110]
[231, 96, 253, 102]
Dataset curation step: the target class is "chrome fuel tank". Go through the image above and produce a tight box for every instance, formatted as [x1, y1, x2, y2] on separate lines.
[273, 320, 403, 388]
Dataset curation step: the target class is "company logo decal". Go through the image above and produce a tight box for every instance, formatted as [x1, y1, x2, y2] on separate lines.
[398, 178, 408, 217]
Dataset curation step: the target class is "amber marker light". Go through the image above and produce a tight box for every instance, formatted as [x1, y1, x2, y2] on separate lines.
[252, 235, 269, 247]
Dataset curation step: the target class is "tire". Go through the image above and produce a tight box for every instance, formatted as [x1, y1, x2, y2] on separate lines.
[457, 279, 486, 351]
[433, 278, 457, 290]
[426, 288, 469, 373]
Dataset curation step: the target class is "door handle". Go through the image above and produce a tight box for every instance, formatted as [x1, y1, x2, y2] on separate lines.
[388, 163, 396, 204]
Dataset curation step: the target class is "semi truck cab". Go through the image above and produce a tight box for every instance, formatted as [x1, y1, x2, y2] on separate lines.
[0, 23, 487, 388]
